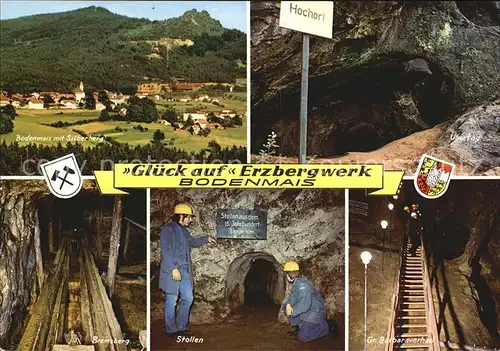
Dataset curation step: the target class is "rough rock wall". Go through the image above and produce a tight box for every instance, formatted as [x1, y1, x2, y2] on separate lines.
[0, 180, 98, 348]
[251, 1, 500, 158]
[151, 189, 345, 323]
[0, 181, 38, 348]
[433, 100, 500, 172]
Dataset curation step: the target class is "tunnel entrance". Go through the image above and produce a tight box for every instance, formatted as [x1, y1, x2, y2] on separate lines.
[243, 259, 278, 309]
[252, 57, 455, 157]
[10, 185, 147, 349]
[226, 252, 286, 313]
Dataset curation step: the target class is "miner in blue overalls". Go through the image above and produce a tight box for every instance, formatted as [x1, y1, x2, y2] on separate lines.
[281, 261, 331, 342]
[160, 203, 217, 337]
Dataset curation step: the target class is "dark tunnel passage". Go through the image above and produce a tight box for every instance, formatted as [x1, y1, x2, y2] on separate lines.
[243, 259, 279, 309]
[36, 190, 146, 267]
[252, 57, 455, 156]
[226, 252, 286, 315]
[471, 259, 499, 340]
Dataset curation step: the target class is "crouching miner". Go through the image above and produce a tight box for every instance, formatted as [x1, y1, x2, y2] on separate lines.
[281, 261, 331, 342]
[160, 203, 217, 337]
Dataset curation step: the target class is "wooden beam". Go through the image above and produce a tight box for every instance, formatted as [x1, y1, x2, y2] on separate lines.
[83, 238, 126, 351]
[57, 213, 62, 248]
[34, 210, 44, 290]
[116, 278, 146, 286]
[46, 252, 69, 347]
[96, 207, 103, 264]
[79, 247, 94, 345]
[123, 221, 131, 259]
[123, 217, 146, 232]
[118, 263, 146, 275]
[82, 242, 114, 351]
[47, 199, 56, 253]
[17, 239, 69, 351]
[48, 219, 55, 254]
[107, 195, 123, 297]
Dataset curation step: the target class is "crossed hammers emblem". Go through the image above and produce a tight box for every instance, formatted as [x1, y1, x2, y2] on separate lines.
[51, 165, 76, 190]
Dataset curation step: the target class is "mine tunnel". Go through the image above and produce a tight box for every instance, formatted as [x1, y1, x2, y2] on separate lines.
[243, 258, 280, 309]
[402, 180, 500, 346]
[0, 180, 146, 350]
[252, 57, 455, 157]
[227, 252, 286, 316]
[349, 180, 500, 349]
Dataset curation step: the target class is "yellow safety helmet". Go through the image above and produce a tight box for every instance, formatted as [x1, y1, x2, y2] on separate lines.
[404, 206, 409, 212]
[411, 204, 418, 209]
[283, 261, 300, 272]
[174, 203, 195, 216]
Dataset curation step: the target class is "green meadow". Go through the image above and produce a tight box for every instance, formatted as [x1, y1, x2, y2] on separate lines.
[1, 93, 247, 152]
[1, 109, 100, 147]
[157, 91, 247, 115]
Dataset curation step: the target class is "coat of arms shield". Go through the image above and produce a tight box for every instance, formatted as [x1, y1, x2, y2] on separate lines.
[414, 155, 454, 199]
[41, 154, 83, 199]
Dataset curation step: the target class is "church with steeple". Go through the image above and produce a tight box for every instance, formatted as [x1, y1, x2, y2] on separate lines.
[73, 80, 85, 102]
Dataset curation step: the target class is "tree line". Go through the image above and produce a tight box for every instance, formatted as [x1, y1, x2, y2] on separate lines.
[0, 105, 17, 134]
[99, 96, 157, 123]
[0, 140, 247, 175]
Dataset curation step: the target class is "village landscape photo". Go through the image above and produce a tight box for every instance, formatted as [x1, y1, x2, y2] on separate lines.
[0, 1, 248, 175]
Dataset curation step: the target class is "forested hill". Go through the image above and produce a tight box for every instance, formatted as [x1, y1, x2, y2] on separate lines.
[0, 7, 246, 93]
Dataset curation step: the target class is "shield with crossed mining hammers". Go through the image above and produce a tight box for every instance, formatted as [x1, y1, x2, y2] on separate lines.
[41, 153, 83, 199]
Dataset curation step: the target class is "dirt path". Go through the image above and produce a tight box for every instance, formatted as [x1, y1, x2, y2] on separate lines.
[251, 123, 482, 176]
[151, 309, 344, 351]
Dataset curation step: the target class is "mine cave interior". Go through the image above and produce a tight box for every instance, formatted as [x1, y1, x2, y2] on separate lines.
[150, 188, 345, 350]
[226, 253, 286, 316]
[250, 0, 500, 162]
[243, 258, 281, 310]
[349, 180, 500, 349]
[19, 189, 147, 350]
[252, 55, 455, 157]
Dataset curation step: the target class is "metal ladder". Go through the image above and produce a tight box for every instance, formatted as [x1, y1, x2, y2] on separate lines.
[386, 235, 440, 350]
[394, 241, 428, 349]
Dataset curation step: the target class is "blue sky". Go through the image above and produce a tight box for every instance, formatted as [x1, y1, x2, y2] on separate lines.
[0, 1, 247, 32]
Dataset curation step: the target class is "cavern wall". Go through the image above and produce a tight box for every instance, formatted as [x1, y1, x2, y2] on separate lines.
[251, 1, 500, 159]
[0, 182, 38, 348]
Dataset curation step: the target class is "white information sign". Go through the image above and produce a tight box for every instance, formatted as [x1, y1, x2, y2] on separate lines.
[279, 1, 334, 39]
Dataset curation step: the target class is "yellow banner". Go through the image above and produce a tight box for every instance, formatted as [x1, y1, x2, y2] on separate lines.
[95, 164, 403, 195]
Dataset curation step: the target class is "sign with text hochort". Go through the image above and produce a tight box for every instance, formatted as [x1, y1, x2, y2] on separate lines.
[279, 1, 334, 39]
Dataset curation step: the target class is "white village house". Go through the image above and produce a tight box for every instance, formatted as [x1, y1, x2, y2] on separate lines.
[95, 102, 106, 111]
[28, 99, 44, 109]
[60, 99, 78, 109]
[179, 96, 192, 103]
[221, 109, 237, 118]
[195, 118, 208, 129]
[0, 96, 11, 107]
[182, 113, 207, 122]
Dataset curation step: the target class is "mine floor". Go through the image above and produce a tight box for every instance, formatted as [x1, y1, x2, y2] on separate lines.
[151, 307, 344, 350]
